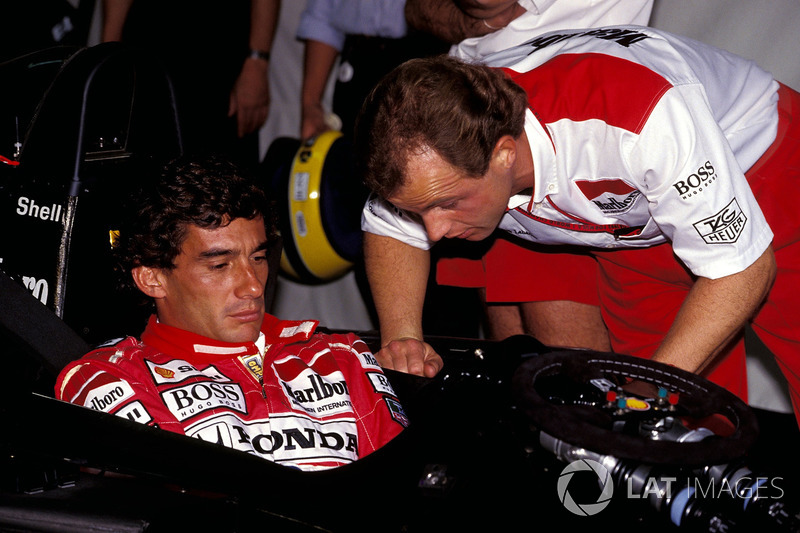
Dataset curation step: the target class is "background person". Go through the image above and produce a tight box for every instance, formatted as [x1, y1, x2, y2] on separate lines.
[405, 0, 653, 59]
[101, 0, 280, 170]
[297, 0, 448, 141]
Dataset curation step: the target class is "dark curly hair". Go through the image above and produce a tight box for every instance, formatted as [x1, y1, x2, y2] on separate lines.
[114, 155, 277, 300]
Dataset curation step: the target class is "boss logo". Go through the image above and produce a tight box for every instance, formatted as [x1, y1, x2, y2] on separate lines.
[367, 371, 396, 397]
[162, 382, 246, 421]
[673, 161, 717, 199]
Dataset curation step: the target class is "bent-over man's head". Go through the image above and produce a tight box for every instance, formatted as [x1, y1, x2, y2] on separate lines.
[355, 55, 528, 199]
[355, 55, 530, 242]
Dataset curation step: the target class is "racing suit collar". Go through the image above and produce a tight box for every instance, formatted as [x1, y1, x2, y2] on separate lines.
[140, 314, 320, 360]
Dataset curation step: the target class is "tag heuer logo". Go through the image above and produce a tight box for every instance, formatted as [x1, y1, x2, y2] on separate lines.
[693, 198, 746, 244]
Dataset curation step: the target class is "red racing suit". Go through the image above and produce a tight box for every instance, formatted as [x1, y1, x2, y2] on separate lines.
[55, 315, 408, 471]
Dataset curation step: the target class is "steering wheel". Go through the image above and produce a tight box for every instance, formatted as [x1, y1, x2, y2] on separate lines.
[511, 350, 759, 467]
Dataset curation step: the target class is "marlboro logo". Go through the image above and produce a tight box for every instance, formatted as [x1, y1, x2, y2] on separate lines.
[575, 179, 642, 215]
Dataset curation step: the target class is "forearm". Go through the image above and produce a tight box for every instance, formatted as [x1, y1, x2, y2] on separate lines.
[101, 0, 134, 42]
[229, 0, 278, 136]
[300, 39, 339, 139]
[405, 0, 523, 43]
[363, 231, 431, 345]
[302, 40, 338, 109]
[248, 0, 280, 53]
[456, 0, 519, 19]
[405, 0, 491, 44]
[651, 246, 776, 373]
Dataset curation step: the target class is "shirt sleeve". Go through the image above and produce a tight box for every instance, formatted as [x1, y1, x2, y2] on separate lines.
[297, 0, 407, 51]
[361, 193, 434, 250]
[296, 0, 346, 51]
[628, 85, 774, 279]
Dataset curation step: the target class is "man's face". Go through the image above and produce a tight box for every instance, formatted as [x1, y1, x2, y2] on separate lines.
[153, 216, 270, 343]
[387, 146, 513, 242]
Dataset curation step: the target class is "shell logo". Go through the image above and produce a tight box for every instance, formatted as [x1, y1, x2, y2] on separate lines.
[154, 367, 175, 379]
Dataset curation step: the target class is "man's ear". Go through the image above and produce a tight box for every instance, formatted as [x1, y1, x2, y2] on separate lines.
[491, 135, 517, 170]
[132, 266, 167, 299]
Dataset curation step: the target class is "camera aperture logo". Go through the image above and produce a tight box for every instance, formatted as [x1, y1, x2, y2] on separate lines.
[556, 459, 786, 519]
[557, 459, 614, 516]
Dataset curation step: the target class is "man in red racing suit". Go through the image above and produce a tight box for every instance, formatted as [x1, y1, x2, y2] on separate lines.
[56, 314, 406, 471]
[54, 155, 406, 471]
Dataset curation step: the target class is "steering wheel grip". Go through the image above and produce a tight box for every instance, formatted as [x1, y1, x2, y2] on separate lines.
[511, 350, 759, 466]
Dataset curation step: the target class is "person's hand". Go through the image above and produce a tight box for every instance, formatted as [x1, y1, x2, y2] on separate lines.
[456, 0, 524, 30]
[377, 337, 443, 378]
[229, 57, 270, 137]
[301, 101, 330, 141]
[457, 0, 517, 18]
